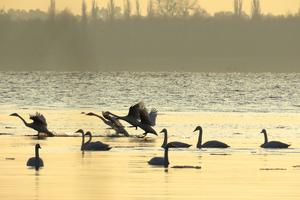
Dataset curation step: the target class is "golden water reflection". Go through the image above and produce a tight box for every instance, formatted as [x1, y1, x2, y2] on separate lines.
[0, 111, 300, 199]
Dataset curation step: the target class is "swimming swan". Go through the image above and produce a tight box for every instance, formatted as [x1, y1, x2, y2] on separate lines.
[76, 129, 112, 151]
[194, 126, 230, 148]
[27, 144, 44, 170]
[148, 142, 190, 168]
[260, 129, 290, 148]
[160, 128, 191, 148]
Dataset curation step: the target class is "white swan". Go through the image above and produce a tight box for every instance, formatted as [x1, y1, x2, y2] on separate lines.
[194, 126, 230, 148]
[27, 144, 44, 170]
[76, 129, 112, 151]
[160, 128, 191, 148]
[260, 129, 290, 148]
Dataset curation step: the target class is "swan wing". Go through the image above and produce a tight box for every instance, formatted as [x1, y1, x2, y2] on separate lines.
[139, 106, 152, 126]
[94, 141, 110, 147]
[113, 121, 130, 135]
[101, 112, 129, 135]
[84, 142, 111, 151]
[102, 112, 120, 127]
[26, 157, 35, 166]
[168, 141, 192, 148]
[202, 140, 230, 148]
[112, 118, 125, 128]
[148, 108, 158, 126]
[26, 157, 44, 167]
[30, 112, 47, 126]
[262, 141, 290, 148]
[148, 157, 164, 165]
[127, 102, 141, 119]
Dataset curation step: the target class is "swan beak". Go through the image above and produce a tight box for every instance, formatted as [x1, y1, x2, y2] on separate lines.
[193, 128, 197, 132]
[75, 129, 84, 134]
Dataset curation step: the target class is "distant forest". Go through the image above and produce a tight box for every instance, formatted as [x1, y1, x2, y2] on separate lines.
[0, 0, 300, 72]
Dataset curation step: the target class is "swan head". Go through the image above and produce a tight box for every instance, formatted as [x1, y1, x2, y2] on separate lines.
[75, 129, 85, 135]
[86, 112, 95, 116]
[10, 113, 19, 117]
[160, 128, 167, 134]
[193, 126, 202, 132]
[35, 144, 41, 149]
[85, 131, 92, 136]
[260, 129, 267, 134]
[102, 111, 111, 119]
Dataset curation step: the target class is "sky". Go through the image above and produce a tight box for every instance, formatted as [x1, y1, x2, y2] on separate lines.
[0, 0, 299, 15]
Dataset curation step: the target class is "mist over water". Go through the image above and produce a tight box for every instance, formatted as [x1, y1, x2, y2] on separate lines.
[1, 0, 300, 71]
[0, 71, 299, 113]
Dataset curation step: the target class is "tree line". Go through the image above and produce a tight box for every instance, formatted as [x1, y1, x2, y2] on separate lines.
[0, 0, 299, 71]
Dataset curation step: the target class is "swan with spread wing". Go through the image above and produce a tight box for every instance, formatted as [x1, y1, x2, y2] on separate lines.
[10, 112, 54, 137]
[85, 111, 129, 137]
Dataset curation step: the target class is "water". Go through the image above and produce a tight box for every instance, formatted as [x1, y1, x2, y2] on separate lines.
[0, 72, 299, 112]
[0, 72, 300, 200]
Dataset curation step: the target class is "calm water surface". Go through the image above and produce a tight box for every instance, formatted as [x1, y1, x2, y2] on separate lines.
[0, 72, 300, 200]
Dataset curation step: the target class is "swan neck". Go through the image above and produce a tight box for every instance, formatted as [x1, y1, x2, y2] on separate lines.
[16, 114, 29, 126]
[197, 129, 202, 148]
[164, 147, 169, 168]
[263, 132, 268, 143]
[92, 113, 107, 123]
[86, 133, 92, 144]
[35, 146, 39, 159]
[162, 132, 167, 148]
[35, 147, 40, 170]
[81, 133, 85, 150]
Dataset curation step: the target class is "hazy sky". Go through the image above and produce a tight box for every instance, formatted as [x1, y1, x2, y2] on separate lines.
[0, 0, 299, 15]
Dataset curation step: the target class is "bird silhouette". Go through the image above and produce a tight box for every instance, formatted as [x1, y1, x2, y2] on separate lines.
[160, 128, 191, 148]
[76, 129, 112, 151]
[27, 144, 44, 170]
[10, 112, 54, 138]
[194, 126, 230, 148]
[260, 129, 290, 148]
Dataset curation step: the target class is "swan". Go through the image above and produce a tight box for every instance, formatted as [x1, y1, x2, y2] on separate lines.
[76, 129, 112, 151]
[148, 142, 190, 168]
[85, 112, 129, 137]
[27, 144, 44, 170]
[10, 112, 54, 137]
[194, 126, 230, 148]
[138, 107, 158, 127]
[137, 105, 158, 136]
[106, 102, 141, 129]
[260, 129, 290, 148]
[160, 128, 191, 148]
[107, 102, 158, 136]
